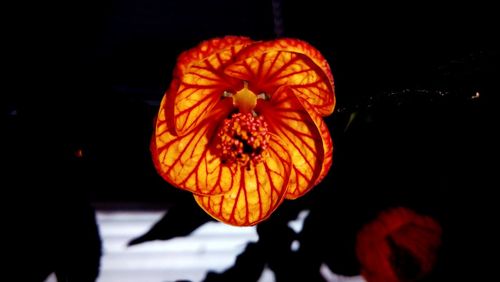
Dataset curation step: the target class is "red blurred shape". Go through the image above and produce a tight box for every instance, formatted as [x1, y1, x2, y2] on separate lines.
[356, 207, 442, 282]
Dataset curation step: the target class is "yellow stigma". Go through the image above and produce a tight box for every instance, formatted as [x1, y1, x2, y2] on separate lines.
[232, 81, 257, 114]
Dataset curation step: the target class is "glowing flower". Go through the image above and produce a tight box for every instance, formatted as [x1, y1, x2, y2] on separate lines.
[151, 36, 335, 226]
[356, 207, 442, 282]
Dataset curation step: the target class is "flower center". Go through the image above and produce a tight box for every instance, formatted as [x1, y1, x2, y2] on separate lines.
[217, 113, 270, 167]
[232, 81, 257, 114]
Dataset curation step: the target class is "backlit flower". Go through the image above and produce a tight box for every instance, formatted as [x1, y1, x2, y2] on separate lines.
[151, 36, 335, 226]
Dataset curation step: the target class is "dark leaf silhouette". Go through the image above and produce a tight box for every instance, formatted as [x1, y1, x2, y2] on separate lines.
[128, 193, 214, 246]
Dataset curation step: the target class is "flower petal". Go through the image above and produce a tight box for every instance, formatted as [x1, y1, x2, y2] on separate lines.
[224, 38, 335, 116]
[194, 134, 291, 226]
[301, 98, 334, 186]
[259, 87, 331, 199]
[151, 92, 235, 195]
[169, 36, 254, 135]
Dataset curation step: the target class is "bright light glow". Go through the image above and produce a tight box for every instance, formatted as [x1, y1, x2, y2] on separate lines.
[320, 263, 365, 282]
[291, 240, 300, 251]
[44, 273, 56, 282]
[43, 210, 367, 282]
[95, 211, 260, 282]
[257, 265, 276, 282]
[287, 209, 310, 233]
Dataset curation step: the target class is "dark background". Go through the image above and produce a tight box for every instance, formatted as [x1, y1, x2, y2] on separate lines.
[5, 0, 497, 281]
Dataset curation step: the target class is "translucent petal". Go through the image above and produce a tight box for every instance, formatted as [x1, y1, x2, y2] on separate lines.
[225, 38, 335, 116]
[151, 93, 234, 195]
[170, 36, 254, 135]
[194, 134, 291, 226]
[260, 87, 331, 199]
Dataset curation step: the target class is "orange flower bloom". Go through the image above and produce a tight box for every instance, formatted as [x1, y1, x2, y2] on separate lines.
[151, 36, 335, 226]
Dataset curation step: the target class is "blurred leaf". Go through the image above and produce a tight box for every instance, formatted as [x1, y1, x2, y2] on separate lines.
[128, 196, 213, 246]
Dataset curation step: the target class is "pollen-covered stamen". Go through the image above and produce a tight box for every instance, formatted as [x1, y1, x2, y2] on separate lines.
[217, 113, 270, 167]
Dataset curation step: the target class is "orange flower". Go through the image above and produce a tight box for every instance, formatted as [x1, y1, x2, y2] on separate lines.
[151, 36, 335, 226]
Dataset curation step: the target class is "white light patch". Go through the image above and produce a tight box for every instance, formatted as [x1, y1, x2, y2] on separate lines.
[287, 209, 310, 233]
[320, 263, 366, 282]
[95, 211, 259, 282]
[291, 240, 300, 251]
[257, 265, 276, 282]
[44, 273, 57, 282]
